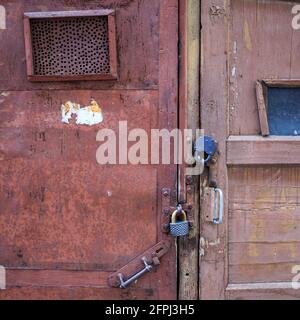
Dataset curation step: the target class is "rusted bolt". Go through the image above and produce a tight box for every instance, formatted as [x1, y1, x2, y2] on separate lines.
[163, 224, 170, 233]
[186, 176, 193, 185]
[209, 180, 217, 188]
[187, 186, 193, 194]
[163, 208, 170, 215]
[163, 190, 169, 197]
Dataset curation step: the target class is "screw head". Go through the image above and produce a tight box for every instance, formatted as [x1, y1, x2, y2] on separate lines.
[187, 186, 193, 194]
[163, 208, 170, 215]
[186, 176, 193, 185]
[163, 190, 169, 197]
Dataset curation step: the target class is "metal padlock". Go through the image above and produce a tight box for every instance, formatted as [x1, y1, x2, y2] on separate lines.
[169, 208, 189, 237]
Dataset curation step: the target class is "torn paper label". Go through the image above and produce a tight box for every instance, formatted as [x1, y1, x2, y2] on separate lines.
[61, 99, 104, 126]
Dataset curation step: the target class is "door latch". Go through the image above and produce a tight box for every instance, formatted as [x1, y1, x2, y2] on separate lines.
[107, 240, 170, 289]
[118, 257, 153, 289]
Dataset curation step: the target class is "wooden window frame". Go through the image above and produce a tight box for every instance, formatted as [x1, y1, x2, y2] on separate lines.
[256, 79, 300, 137]
[227, 79, 300, 165]
[23, 10, 118, 82]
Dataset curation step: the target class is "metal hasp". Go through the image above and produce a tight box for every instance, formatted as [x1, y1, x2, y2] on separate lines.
[118, 257, 153, 289]
[107, 240, 171, 289]
[194, 135, 217, 165]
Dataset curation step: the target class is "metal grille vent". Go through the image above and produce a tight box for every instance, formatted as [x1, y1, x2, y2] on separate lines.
[30, 16, 110, 76]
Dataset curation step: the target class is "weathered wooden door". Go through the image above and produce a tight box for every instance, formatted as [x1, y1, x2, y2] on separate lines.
[0, 0, 178, 300]
[200, 0, 300, 300]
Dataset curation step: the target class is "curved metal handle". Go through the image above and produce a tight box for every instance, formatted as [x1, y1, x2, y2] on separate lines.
[213, 188, 224, 225]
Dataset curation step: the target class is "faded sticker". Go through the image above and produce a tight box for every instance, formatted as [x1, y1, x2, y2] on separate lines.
[61, 99, 104, 126]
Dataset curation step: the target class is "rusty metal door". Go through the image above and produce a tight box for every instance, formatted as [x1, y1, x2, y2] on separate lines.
[0, 0, 178, 300]
[200, 0, 300, 300]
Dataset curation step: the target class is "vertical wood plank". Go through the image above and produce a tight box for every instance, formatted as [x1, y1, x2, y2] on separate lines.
[157, 0, 179, 300]
[178, 0, 200, 300]
[200, 0, 230, 300]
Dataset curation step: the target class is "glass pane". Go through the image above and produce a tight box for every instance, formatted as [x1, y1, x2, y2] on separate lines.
[268, 87, 300, 136]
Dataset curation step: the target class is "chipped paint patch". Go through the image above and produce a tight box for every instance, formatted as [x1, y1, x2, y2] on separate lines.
[0, 6, 6, 30]
[107, 191, 113, 197]
[209, 5, 225, 17]
[244, 20, 252, 51]
[200, 237, 206, 257]
[61, 99, 104, 126]
[247, 243, 259, 258]
[231, 66, 236, 77]
[233, 41, 237, 55]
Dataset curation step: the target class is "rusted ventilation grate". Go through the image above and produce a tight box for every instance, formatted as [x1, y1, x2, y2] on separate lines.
[30, 16, 110, 76]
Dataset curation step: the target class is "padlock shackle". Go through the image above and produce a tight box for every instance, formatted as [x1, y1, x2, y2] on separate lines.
[171, 209, 187, 224]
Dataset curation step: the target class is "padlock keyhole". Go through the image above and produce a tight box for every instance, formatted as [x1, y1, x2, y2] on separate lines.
[204, 151, 209, 160]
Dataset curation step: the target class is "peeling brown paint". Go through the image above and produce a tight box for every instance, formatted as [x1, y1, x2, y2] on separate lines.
[209, 5, 225, 17]
[243, 20, 252, 51]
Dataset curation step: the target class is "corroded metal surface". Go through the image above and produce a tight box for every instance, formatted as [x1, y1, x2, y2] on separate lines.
[0, 0, 178, 300]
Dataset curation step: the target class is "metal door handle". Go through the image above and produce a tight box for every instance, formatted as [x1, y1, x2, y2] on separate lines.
[118, 257, 153, 289]
[213, 188, 223, 224]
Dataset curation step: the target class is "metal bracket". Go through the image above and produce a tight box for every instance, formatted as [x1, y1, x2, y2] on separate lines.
[107, 240, 171, 288]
